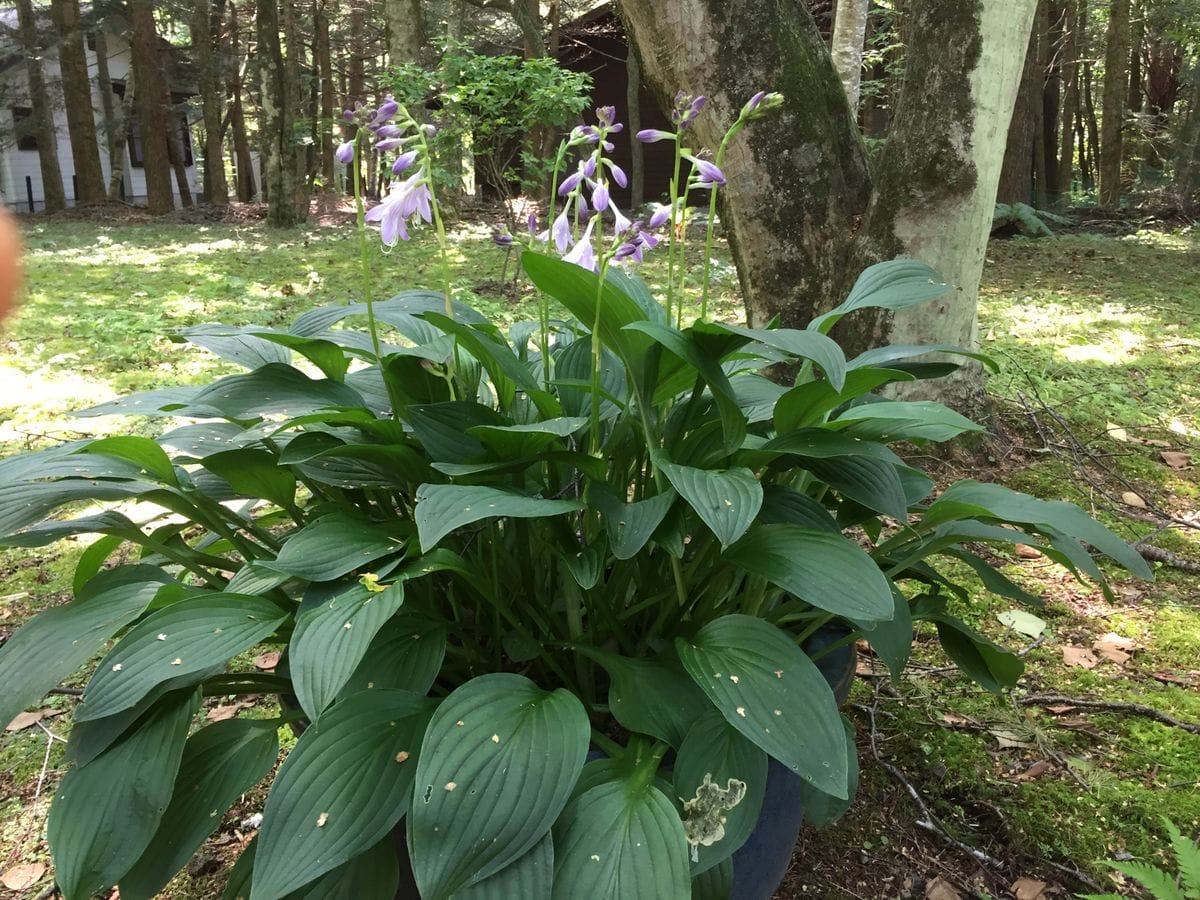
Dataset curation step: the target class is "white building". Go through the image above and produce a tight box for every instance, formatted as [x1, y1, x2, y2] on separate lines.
[0, 7, 199, 212]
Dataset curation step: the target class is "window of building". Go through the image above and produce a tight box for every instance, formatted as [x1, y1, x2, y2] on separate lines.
[11, 108, 37, 151]
[127, 116, 195, 168]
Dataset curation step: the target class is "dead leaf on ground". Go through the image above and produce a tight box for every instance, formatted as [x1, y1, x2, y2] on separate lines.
[1046, 704, 1076, 714]
[207, 700, 255, 722]
[1011, 876, 1049, 899]
[1160, 450, 1192, 469]
[1016, 544, 1045, 560]
[1093, 633, 1136, 665]
[6, 707, 66, 732]
[1106, 423, 1129, 442]
[991, 728, 1036, 750]
[1015, 760, 1055, 781]
[1, 862, 46, 891]
[1121, 491, 1147, 508]
[254, 651, 281, 671]
[1061, 646, 1098, 669]
[942, 712, 978, 727]
[925, 876, 963, 900]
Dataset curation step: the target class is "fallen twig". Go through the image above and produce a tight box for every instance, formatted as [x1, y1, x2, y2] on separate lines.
[1018, 694, 1200, 734]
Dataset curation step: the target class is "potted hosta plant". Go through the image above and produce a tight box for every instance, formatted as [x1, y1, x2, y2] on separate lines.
[0, 93, 1150, 900]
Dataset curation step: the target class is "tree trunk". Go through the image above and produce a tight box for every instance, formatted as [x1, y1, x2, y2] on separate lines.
[228, 1, 256, 201]
[1084, 59, 1101, 188]
[385, 0, 427, 64]
[626, 45, 644, 209]
[52, 0, 106, 205]
[281, 0, 310, 219]
[257, 0, 303, 226]
[1099, 0, 1129, 208]
[316, 0, 336, 189]
[619, 0, 1037, 417]
[194, 0, 230, 204]
[1127, 2, 1144, 114]
[1057, 0, 1083, 201]
[830, 0, 870, 112]
[93, 30, 127, 201]
[997, 14, 1040, 205]
[128, 0, 175, 214]
[617, 0, 873, 329]
[165, 115, 194, 208]
[513, 0, 545, 57]
[1042, 0, 1063, 202]
[851, 0, 1039, 412]
[1142, 24, 1179, 175]
[15, 0, 67, 212]
[1177, 61, 1200, 205]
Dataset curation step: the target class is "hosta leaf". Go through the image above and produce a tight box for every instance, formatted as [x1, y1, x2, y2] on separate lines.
[0, 478, 159, 539]
[158, 422, 255, 458]
[757, 484, 839, 533]
[854, 587, 913, 681]
[673, 709, 768, 874]
[469, 417, 587, 459]
[48, 689, 198, 900]
[409, 673, 589, 899]
[773, 368, 915, 431]
[77, 594, 288, 722]
[414, 484, 584, 553]
[337, 608, 447, 699]
[252, 690, 434, 899]
[267, 513, 403, 582]
[656, 457, 762, 547]
[805, 455, 909, 520]
[407, 401, 506, 462]
[285, 838, 400, 900]
[0, 575, 165, 729]
[676, 615, 849, 798]
[76, 386, 217, 419]
[179, 323, 292, 369]
[691, 858, 733, 900]
[575, 648, 711, 749]
[830, 400, 984, 442]
[798, 716, 859, 828]
[808, 259, 951, 335]
[79, 436, 178, 484]
[120, 720, 279, 899]
[188, 364, 364, 420]
[848, 343, 998, 373]
[291, 582, 406, 721]
[198, 449, 297, 508]
[724, 525, 893, 622]
[552, 775, 689, 900]
[912, 596, 1023, 693]
[454, 832, 553, 900]
[714, 324, 847, 391]
[588, 485, 676, 560]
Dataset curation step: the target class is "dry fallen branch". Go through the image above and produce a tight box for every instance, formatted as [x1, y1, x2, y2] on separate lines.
[1018, 694, 1200, 734]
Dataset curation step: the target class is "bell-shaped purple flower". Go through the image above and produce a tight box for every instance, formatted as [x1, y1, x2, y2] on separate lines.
[592, 181, 610, 212]
[527, 212, 539, 235]
[335, 140, 356, 164]
[583, 156, 597, 178]
[636, 129, 675, 144]
[647, 205, 671, 229]
[596, 106, 617, 127]
[611, 200, 632, 235]
[551, 208, 572, 254]
[371, 97, 399, 125]
[607, 162, 628, 189]
[686, 155, 727, 187]
[562, 216, 598, 272]
[375, 138, 405, 152]
[558, 170, 584, 196]
[392, 149, 419, 174]
[492, 226, 514, 248]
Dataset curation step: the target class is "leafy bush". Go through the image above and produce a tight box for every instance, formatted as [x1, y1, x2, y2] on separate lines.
[0, 93, 1151, 900]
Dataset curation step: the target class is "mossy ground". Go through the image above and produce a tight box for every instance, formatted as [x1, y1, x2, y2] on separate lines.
[0, 214, 1197, 898]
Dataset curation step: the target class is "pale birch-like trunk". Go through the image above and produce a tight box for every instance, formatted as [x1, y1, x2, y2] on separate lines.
[619, 0, 1038, 417]
[830, 0, 870, 112]
[385, 0, 427, 65]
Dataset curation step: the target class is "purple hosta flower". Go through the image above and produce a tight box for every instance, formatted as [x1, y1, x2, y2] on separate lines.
[371, 97, 399, 125]
[685, 155, 727, 188]
[335, 140, 356, 165]
[647, 204, 671, 230]
[742, 90, 784, 120]
[592, 181, 610, 212]
[743, 91, 768, 116]
[615, 225, 661, 263]
[577, 193, 590, 217]
[492, 226, 514, 248]
[422, 123, 437, 137]
[376, 124, 404, 139]
[551, 208, 572, 253]
[392, 149, 419, 175]
[605, 161, 628, 189]
[558, 169, 585, 196]
[636, 128, 675, 143]
[562, 216, 598, 272]
[576, 125, 601, 144]
[375, 138, 406, 152]
[611, 201, 632, 235]
[343, 108, 356, 123]
[583, 156, 597, 178]
[596, 106, 617, 128]
[365, 170, 433, 246]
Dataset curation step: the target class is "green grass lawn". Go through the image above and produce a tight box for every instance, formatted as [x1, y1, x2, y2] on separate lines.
[1, 217, 1198, 897]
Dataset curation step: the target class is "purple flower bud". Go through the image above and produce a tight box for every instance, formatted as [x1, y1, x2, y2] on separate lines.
[596, 105, 617, 127]
[689, 95, 707, 116]
[492, 227, 514, 248]
[372, 98, 399, 124]
[607, 162, 628, 189]
[636, 129, 675, 143]
[343, 109, 355, 122]
[592, 181, 609, 212]
[583, 156, 597, 178]
[375, 138, 405, 152]
[392, 149, 419, 174]
[686, 155, 727, 187]
[743, 90, 768, 115]
[527, 212, 538, 235]
[602, 140, 614, 153]
[608, 122, 624, 133]
[422, 124, 437, 137]
[335, 141, 356, 164]
[578, 125, 600, 143]
[614, 242, 639, 260]
[376, 124, 404, 138]
[647, 205, 670, 229]
[577, 193, 589, 216]
[558, 171, 584, 196]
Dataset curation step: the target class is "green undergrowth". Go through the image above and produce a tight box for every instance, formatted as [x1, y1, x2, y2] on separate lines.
[1, 220, 1198, 896]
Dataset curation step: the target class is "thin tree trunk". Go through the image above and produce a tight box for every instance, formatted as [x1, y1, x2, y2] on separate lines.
[1127, 2, 1144, 114]
[513, 0, 545, 57]
[1099, 0, 1130, 208]
[547, 0, 561, 56]
[15, 0, 67, 212]
[194, 0, 230, 204]
[316, 0, 335, 189]
[998, 13, 1041, 205]
[281, 0, 310, 220]
[384, 0, 427, 64]
[165, 113, 194, 208]
[1057, 0, 1083, 201]
[830, 0, 870, 112]
[1177, 61, 1200, 204]
[1042, 0, 1063, 201]
[229, 1, 256, 201]
[626, 45, 644, 208]
[53, 0, 106, 204]
[94, 29, 129, 201]
[257, 0, 302, 226]
[1084, 60, 1101, 189]
[128, 0, 174, 213]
